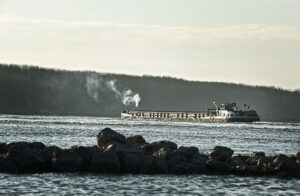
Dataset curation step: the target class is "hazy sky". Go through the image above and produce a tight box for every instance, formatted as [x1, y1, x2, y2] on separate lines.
[0, 0, 299, 89]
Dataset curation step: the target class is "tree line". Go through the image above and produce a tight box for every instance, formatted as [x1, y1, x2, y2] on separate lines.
[0, 64, 299, 122]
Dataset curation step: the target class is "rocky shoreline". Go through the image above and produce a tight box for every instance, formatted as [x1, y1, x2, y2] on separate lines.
[0, 128, 299, 178]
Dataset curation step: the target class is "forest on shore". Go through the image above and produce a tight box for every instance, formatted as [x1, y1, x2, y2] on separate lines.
[0, 64, 299, 122]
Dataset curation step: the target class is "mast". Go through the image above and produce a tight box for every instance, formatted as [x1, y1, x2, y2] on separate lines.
[213, 102, 218, 112]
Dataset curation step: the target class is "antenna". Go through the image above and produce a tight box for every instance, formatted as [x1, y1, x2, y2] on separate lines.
[213, 102, 218, 111]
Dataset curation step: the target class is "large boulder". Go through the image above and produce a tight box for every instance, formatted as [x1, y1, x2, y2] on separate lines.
[7, 141, 45, 150]
[174, 162, 207, 174]
[0, 143, 7, 154]
[104, 143, 143, 155]
[210, 146, 234, 162]
[168, 162, 192, 174]
[39, 146, 62, 171]
[29, 142, 46, 149]
[176, 146, 199, 160]
[234, 165, 262, 176]
[141, 140, 177, 155]
[44, 145, 62, 153]
[296, 152, 300, 163]
[247, 152, 266, 166]
[152, 147, 190, 174]
[118, 153, 142, 173]
[52, 150, 84, 172]
[250, 152, 265, 159]
[97, 128, 126, 148]
[232, 155, 245, 166]
[223, 158, 238, 169]
[5, 144, 48, 173]
[237, 155, 250, 162]
[41, 146, 61, 160]
[139, 156, 168, 174]
[139, 156, 155, 173]
[0, 158, 18, 173]
[273, 154, 289, 167]
[190, 154, 207, 166]
[152, 147, 175, 159]
[152, 147, 207, 174]
[90, 151, 121, 173]
[261, 165, 276, 175]
[275, 159, 300, 177]
[165, 151, 187, 168]
[207, 160, 230, 172]
[7, 141, 29, 149]
[256, 157, 269, 168]
[125, 135, 147, 146]
[71, 146, 96, 168]
[167, 152, 207, 174]
[152, 158, 169, 173]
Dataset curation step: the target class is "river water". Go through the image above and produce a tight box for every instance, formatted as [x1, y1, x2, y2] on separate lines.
[0, 115, 299, 195]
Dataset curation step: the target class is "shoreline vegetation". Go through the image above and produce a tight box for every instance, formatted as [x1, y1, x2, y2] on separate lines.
[0, 128, 299, 178]
[0, 64, 300, 122]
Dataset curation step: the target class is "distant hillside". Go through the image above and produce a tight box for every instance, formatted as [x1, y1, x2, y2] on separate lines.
[0, 64, 299, 122]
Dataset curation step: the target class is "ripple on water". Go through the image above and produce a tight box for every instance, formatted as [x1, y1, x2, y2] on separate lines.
[0, 115, 300, 195]
[0, 173, 300, 195]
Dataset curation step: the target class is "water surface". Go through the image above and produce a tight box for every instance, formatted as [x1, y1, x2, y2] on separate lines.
[0, 115, 299, 195]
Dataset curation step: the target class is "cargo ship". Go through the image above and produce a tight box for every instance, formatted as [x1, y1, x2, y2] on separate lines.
[121, 102, 260, 122]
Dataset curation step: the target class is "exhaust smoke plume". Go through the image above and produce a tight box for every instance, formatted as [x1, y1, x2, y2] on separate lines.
[106, 80, 122, 98]
[122, 89, 141, 107]
[85, 74, 141, 107]
[86, 74, 102, 103]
